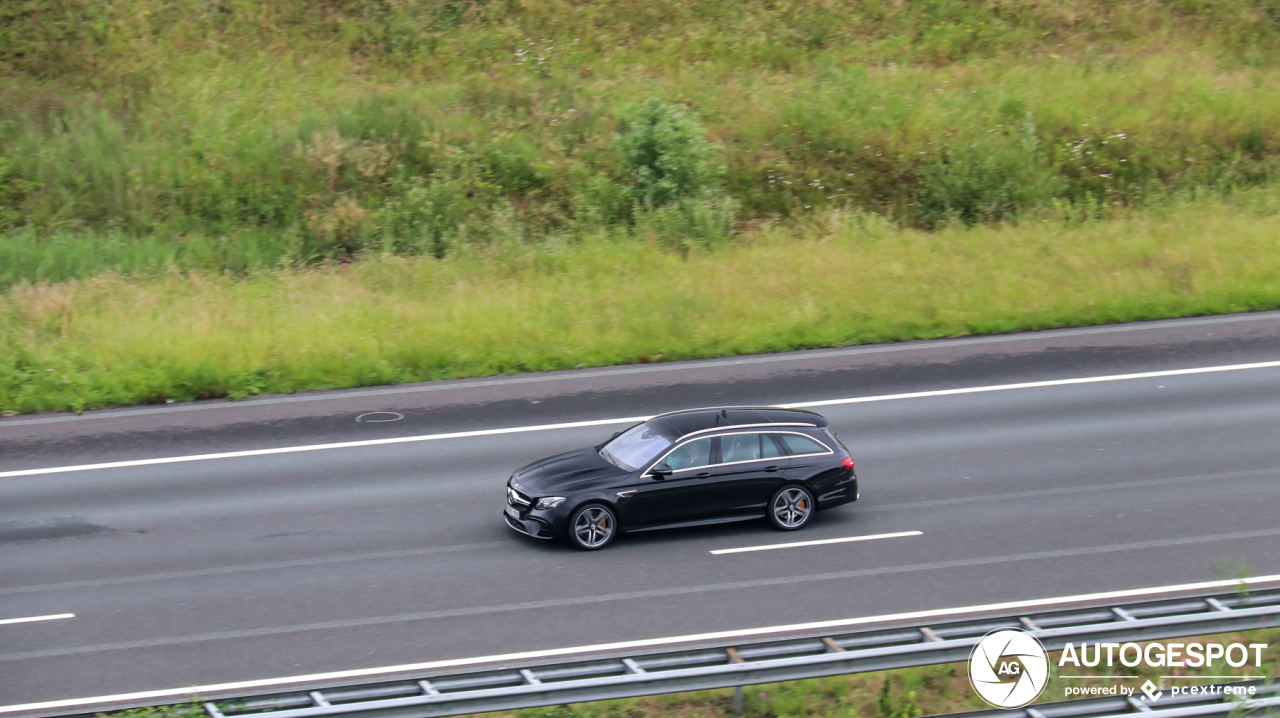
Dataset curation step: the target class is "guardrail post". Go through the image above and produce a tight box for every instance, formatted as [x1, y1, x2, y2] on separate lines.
[728, 647, 746, 715]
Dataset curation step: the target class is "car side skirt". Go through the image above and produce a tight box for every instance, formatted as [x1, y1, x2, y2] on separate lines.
[624, 514, 765, 533]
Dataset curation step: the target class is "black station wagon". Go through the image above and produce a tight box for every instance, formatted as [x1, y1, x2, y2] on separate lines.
[503, 407, 858, 550]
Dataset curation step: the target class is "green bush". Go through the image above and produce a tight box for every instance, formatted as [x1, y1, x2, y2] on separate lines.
[911, 114, 1065, 226]
[631, 197, 739, 253]
[570, 172, 635, 227]
[615, 98, 723, 209]
[376, 176, 468, 258]
[0, 153, 32, 229]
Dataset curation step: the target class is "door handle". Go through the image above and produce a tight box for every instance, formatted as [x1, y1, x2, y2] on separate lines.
[695, 472, 712, 478]
[764, 466, 780, 473]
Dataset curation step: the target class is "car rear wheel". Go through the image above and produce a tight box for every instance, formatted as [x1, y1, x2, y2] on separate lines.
[567, 503, 617, 550]
[768, 485, 814, 531]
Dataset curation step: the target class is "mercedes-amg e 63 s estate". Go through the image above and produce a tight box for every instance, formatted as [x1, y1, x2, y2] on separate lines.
[503, 407, 857, 550]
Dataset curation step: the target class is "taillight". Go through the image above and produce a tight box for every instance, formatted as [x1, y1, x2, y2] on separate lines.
[841, 457, 855, 469]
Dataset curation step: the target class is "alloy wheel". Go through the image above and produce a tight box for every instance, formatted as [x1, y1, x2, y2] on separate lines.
[572, 506, 615, 549]
[772, 487, 812, 529]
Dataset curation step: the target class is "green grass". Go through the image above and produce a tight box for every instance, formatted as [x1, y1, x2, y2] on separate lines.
[5, 191, 1279, 415]
[5, 0, 1280, 414]
[2, 0, 1280, 284]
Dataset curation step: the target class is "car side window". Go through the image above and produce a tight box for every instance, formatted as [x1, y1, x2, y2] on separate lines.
[762, 434, 783, 459]
[779, 434, 829, 456]
[721, 433, 762, 463]
[663, 438, 714, 471]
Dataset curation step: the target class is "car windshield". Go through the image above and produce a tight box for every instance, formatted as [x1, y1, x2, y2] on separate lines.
[600, 423, 673, 471]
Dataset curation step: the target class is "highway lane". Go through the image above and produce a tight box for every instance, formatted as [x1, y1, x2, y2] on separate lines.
[3, 313, 1280, 710]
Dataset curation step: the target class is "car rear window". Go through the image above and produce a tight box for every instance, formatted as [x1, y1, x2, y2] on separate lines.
[779, 434, 829, 456]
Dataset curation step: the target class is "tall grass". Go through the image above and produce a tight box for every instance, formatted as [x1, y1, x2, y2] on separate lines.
[5, 192, 1279, 414]
[2, 0, 1280, 282]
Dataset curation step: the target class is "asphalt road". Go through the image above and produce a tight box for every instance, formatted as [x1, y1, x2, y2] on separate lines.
[4, 312, 1280, 711]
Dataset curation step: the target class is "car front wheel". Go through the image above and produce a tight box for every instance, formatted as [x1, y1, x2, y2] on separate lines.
[768, 485, 815, 531]
[567, 503, 617, 550]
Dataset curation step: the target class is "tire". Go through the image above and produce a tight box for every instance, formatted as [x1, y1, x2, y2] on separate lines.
[567, 503, 618, 550]
[767, 485, 815, 531]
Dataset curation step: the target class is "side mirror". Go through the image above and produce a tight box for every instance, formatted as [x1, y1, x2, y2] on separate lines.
[649, 463, 673, 479]
[608, 431, 622, 441]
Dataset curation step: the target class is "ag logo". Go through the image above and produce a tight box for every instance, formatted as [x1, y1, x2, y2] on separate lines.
[968, 629, 1050, 708]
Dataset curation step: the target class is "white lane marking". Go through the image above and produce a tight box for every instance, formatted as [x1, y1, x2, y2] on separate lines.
[0, 613, 74, 626]
[783, 359, 1280, 408]
[5, 359, 1280, 479]
[711, 530, 923, 555]
[0, 416, 649, 479]
[5, 574, 1280, 714]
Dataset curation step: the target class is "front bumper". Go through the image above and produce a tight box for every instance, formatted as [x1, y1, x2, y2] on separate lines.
[505, 481, 576, 540]
[503, 509, 555, 539]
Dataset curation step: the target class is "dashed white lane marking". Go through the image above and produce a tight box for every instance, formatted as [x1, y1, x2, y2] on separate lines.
[0, 613, 74, 626]
[710, 530, 923, 555]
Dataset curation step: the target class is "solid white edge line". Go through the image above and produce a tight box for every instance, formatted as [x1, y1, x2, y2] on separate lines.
[711, 531, 924, 555]
[0, 613, 74, 626]
[6, 574, 1280, 714]
[5, 359, 1280, 480]
[779, 359, 1280, 408]
[0, 416, 652, 479]
[7, 355, 1280, 478]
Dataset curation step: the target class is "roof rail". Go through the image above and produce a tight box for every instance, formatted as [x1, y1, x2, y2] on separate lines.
[649, 406, 814, 420]
[677, 422, 816, 440]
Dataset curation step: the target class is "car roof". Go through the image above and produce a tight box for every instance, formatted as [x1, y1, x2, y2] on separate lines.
[645, 406, 827, 440]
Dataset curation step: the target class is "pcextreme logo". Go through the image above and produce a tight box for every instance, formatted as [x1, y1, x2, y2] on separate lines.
[968, 629, 1050, 708]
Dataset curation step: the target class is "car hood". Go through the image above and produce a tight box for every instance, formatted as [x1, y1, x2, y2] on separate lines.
[512, 447, 628, 494]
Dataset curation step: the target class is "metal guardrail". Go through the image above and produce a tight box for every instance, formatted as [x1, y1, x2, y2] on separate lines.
[183, 589, 1280, 718]
[931, 680, 1280, 718]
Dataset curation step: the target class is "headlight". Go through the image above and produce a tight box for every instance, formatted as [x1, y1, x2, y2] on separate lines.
[535, 496, 566, 510]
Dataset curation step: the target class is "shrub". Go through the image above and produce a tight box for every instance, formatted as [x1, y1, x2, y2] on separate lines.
[614, 99, 723, 209]
[910, 114, 1064, 227]
[377, 176, 468, 258]
[305, 196, 371, 259]
[0, 154, 33, 229]
[570, 172, 634, 226]
[631, 196, 738, 254]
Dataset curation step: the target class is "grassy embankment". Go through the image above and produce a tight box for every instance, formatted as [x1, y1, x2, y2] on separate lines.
[6, 192, 1280, 414]
[3, 0, 1280, 413]
[102, 627, 1280, 718]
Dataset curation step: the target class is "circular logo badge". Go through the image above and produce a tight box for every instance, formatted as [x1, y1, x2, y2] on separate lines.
[968, 629, 1050, 708]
